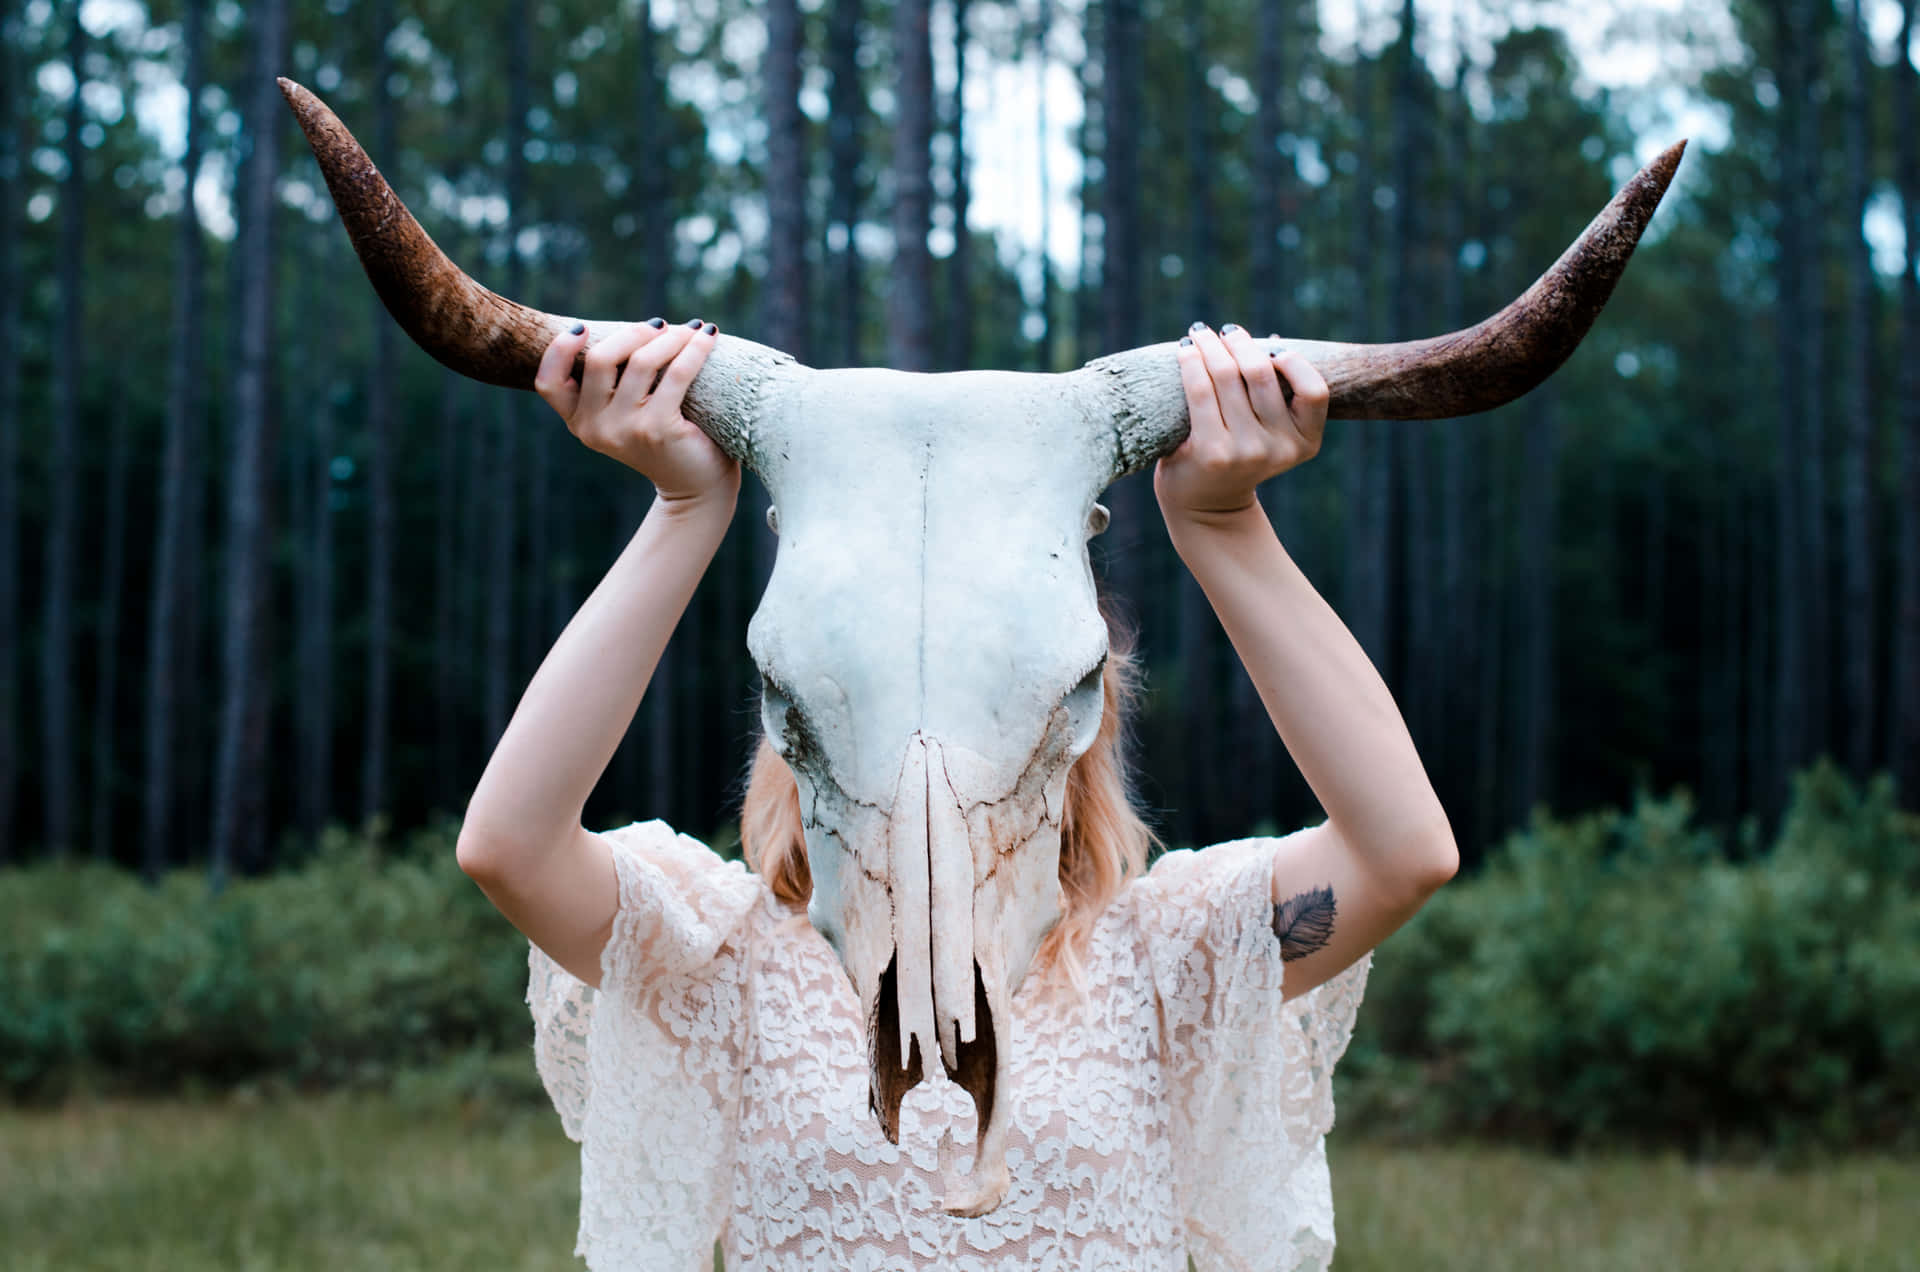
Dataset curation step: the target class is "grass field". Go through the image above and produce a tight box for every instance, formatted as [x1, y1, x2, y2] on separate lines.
[3, 1092, 1915, 1270]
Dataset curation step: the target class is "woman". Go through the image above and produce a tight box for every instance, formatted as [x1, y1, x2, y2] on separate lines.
[457, 315, 1458, 1270]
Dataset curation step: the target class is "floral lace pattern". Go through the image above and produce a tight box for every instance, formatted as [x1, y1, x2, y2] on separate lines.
[527, 821, 1370, 1272]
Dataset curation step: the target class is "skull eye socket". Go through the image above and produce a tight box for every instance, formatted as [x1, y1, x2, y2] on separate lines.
[760, 680, 798, 756]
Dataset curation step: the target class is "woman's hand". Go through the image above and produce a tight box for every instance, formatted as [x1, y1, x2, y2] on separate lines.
[534, 317, 740, 509]
[1153, 322, 1330, 522]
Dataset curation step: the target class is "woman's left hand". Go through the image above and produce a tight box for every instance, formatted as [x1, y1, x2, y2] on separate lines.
[1154, 322, 1330, 522]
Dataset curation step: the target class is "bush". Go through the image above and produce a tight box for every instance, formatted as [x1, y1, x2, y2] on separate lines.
[1343, 763, 1920, 1151]
[0, 823, 532, 1101]
[8, 769, 1916, 1154]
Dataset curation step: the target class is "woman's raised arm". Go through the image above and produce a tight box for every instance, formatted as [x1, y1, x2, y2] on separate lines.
[1156, 322, 1458, 1000]
[456, 318, 735, 988]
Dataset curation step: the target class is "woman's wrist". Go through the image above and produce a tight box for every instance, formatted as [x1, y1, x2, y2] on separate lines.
[651, 474, 740, 534]
[1160, 494, 1272, 556]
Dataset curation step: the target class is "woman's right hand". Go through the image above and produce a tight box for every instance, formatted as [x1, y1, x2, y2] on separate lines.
[534, 317, 739, 508]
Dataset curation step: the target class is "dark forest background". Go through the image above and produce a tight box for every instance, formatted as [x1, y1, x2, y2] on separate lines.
[1, 0, 1916, 880]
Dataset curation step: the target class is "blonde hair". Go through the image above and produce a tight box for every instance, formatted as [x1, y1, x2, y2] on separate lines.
[740, 611, 1156, 985]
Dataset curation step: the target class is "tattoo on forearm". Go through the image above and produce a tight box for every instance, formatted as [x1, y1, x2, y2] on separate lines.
[1272, 885, 1337, 962]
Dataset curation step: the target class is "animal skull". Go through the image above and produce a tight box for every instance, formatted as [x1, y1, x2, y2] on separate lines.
[280, 78, 1684, 1214]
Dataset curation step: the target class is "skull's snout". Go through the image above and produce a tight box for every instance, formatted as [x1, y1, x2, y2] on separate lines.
[861, 733, 1048, 1215]
[885, 735, 984, 1081]
[871, 737, 995, 1138]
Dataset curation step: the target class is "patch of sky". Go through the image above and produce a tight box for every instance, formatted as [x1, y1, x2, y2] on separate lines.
[1863, 189, 1906, 278]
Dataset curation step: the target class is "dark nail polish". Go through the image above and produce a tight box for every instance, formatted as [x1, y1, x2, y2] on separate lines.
[1189, 320, 1207, 333]
[1180, 335, 1194, 348]
[686, 317, 703, 328]
[647, 316, 665, 329]
[703, 323, 717, 335]
[1222, 323, 1241, 334]
[568, 321, 585, 335]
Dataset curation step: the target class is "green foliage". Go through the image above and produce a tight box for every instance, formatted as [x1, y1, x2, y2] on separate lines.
[0, 824, 532, 1101]
[1344, 763, 1920, 1151]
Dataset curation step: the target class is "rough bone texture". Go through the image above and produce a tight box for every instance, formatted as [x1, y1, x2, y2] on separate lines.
[1077, 139, 1687, 477]
[277, 78, 798, 464]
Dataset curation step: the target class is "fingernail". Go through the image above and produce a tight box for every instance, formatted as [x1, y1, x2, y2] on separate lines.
[647, 316, 665, 329]
[1180, 335, 1194, 348]
[1222, 323, 1241, 334]
[1189, 320, 1207, 333]
[703, 323, 717, 335]
[686, 317, 703, 329]
[568, 321, 585, 335]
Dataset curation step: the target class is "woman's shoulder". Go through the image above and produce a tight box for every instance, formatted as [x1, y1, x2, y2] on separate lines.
[1115, 829, 1309, 925]
[597, 819, 789, 957]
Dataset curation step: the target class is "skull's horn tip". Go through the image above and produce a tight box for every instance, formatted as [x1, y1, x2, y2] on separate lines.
[1643, 138, 1687, 193]
[276, 77, 318, 122]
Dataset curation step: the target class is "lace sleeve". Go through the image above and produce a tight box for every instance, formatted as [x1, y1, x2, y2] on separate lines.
[525, 819, 767, 1139]
[1132, 829, 1372, 1272]
[524, 820, 773, 1269]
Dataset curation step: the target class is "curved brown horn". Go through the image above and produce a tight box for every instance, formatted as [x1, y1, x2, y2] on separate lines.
[277, 77, 798, 465]
[1078, 140, 1687, 477]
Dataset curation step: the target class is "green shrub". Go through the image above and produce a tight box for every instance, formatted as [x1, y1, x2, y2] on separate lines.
[7, 768, 1916, 1153]
[1344, 763, 1920, 1151]
[0, 823, 531, 1101]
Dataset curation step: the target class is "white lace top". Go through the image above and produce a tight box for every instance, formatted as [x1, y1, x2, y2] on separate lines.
[526, 820, 1370, 1272]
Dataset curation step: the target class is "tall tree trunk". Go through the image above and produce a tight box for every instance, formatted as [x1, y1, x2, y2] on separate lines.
[1073, 8, 1099, 367]
[1100, 0, 1141, 356]
[0, 0, 23, 860]
[765, 0, 808, 358]
[1237, 0, 1286, 827]
[1438, 36, 1473, 822]
[1894, 0, 1920, 798]
[1472, 434, 1508, 844]
[143, 0, 205, 877]
[888, 0, 933, 370]
[1099, 0, 1145, 594]
[210, 0, 291, 880]
[1390, 0, 1432, 742]
[1838, 0, 1876, 777]
[485, 0, 531, 743]
[626, 0, 678, 821]
[1343, 39, 1389, 665]
[1794, 0, 1831, 764]
[1702, 486, 1739, 818]
[361, 0, 397, 829]
[524, 380, 553, 676]
[458, 358, 489, 764]
[826, 0, 863, 367]
[88, 380, 132, 861]
[1746, 487, 1774, 814]
[44, 2, 87, 858]
[946, 0, 973, 371]
[1512, 390, 1559, 819]
[1033, 0, 1054, 370]
[1249, 0, 1285, 322]
[296, 229, 336, 849]
[757, 0, 807, 588]
[1770, 0, 1811, 804]
[1177, 0, 1218, 841]
[433, 370, 463, 808]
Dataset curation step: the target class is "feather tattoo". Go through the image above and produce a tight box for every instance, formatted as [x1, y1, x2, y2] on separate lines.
[1271, 886, 1337, 962]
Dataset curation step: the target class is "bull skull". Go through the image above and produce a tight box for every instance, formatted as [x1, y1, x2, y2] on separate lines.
[280, 78, 1683, 1215]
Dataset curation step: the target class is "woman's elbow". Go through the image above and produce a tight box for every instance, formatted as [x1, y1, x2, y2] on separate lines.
[1409, 823, 1459, 899]
[456, 822, 521, 885]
